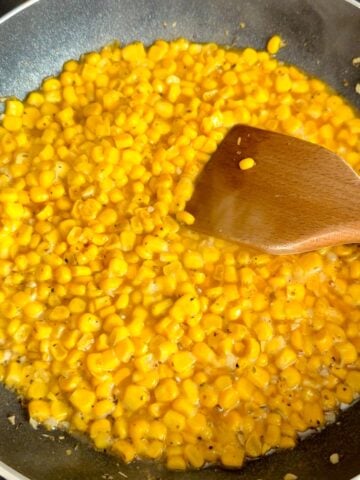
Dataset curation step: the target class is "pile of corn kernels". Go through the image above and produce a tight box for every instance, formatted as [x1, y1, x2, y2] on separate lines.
[0, 36, 359, 469]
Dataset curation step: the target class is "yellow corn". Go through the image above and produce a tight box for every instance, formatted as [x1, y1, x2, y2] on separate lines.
[0, 36, 358, 472]
[266, 35, 284, 55]
[239, 157, 256, 170]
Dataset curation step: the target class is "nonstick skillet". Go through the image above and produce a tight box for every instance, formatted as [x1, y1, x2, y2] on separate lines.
[0, 1, 359, 479]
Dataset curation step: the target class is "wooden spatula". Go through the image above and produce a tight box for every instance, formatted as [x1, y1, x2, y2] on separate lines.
[186, 125, 360, 255]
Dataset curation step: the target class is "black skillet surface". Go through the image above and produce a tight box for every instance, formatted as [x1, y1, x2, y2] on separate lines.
[0, 0, 359, 479]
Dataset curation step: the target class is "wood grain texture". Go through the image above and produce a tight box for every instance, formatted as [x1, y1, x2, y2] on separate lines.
[187, 125, 360, 254]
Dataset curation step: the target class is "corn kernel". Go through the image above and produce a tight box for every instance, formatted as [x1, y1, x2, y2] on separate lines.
[267, 35, 283, 55]
[123, 385, 149, 411]
[0, 36, 359, 472]
[239, 157, 256, 170]
[163, 410, 186, 432]
[28, 400, 51, 422]
[69, 389, 96, 414]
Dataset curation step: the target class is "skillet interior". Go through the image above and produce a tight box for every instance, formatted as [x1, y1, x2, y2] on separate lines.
[0, 1, 359, 479]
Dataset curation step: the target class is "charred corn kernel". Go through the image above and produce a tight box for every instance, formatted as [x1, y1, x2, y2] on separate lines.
[239, 157, 256, 170]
